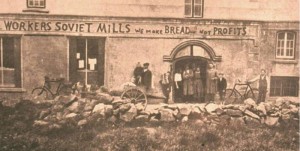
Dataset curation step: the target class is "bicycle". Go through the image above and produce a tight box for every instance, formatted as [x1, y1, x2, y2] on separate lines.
[32, 76, 74, 100]
[225, 82, 259, 104]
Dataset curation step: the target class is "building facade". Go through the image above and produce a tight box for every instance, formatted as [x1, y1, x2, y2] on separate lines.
[0, 0, 299, 102]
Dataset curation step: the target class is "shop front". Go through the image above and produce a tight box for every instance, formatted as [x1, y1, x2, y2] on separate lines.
[0, 14, 298, 102]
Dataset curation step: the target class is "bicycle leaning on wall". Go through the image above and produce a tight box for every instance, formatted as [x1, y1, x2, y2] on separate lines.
[32, 76, 74, 100]
[225, 81, 259, 104]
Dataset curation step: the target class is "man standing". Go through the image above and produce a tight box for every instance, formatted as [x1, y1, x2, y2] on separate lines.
[206, 64, 218, 102]
[141, 63, 152, 91]
[182, 65, 194, 102]
[193, 66, 203, 102]
[133, 62, 143, 85]
[217, 72, 227, 104]
[248, 69, 268, 103]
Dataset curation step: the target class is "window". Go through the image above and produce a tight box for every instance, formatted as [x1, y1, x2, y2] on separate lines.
[276, 32, 296, 59]
[270, 76, 299, 97]
[175, 45, 210, 59]
[0, 37, 21, 88]
[27, 0, 46, 8]
[69, 38, 105, 86]
[185, 0, 204, 17]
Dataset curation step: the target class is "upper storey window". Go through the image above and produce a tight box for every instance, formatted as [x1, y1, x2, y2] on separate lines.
[27, 0, 46, 8]
[276, 31, 296, 59]
[185, 0, 204, 18]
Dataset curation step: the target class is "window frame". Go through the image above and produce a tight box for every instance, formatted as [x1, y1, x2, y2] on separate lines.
[184, 0, 204, 18]
[270, 76, 299, 97]
[275, 31, 296, 60]
[27, 0, 46, 9]
[0, 36, 22, 88]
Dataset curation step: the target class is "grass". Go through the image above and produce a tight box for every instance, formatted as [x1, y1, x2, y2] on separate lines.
[0, 100, 299, 151]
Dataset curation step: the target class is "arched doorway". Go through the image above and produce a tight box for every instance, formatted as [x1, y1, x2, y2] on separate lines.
[163, 40, 222, 103]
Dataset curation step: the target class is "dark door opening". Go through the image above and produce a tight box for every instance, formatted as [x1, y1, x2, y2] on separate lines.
[173, 57, 208, 103]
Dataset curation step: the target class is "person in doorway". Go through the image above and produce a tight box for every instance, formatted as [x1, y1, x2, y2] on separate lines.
[141, 63, 152, 91]
[160, 72, 171, 103]
[182, 65, 194, 102]
[174, 68, 183, 100]
[248, 69, 268, 103]
[193, 66, 204, 102]
[133, 62, 143, 85]
[217, 72, 227, 104]
[206, 64, 218, 102]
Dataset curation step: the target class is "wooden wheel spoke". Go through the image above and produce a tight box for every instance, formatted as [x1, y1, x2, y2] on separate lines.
[135, 93, 144, 100]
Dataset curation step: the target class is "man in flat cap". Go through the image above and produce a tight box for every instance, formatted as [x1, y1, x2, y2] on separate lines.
[141, 63, 152, 91]
[217, 72, 227, 104]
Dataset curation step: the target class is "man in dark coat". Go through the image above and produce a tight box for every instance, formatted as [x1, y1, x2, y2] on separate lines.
[133, 62, 143, 85]
[217, 72, 227, 104]
[141, 63, 152, 91]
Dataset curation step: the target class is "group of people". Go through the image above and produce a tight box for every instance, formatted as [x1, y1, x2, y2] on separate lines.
[130, 62, 268, 104]
[174, 63, 227, 103]
[133, 62, 152, 91]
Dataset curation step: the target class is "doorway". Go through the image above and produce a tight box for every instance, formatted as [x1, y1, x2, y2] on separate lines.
[173, 57, 208, 103]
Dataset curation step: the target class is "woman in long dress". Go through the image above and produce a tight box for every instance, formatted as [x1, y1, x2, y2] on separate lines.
[206, 64, 218, 102]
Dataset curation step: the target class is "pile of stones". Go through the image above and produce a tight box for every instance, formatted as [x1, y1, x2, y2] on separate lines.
[32, 90, 299, 129]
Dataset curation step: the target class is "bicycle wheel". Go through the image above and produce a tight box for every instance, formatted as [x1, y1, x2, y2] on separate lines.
[225, 89, 239, 104]
[32, 87, 49, 100]
[246, 88, 259, 100]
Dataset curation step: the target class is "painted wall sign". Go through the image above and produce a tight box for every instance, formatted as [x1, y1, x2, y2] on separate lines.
[0, 18, 259, 39]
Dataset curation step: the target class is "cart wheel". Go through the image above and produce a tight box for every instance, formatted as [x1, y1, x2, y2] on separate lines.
[225, 89, 239, 104]
[246, 88, 259, 101]
[121, 87, 147, 110]
[32, 87, 50, 100]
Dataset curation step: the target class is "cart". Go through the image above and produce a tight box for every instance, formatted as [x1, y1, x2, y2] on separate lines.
[120, 85, 148, 110]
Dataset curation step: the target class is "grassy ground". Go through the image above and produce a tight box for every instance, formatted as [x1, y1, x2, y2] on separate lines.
[0, 100, 299, 151]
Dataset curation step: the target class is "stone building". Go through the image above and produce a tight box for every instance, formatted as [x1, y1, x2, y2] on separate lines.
[0, 0, 299, 102]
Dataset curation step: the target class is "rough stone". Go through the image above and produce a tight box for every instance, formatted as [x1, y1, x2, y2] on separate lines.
[205, 103, 219, 113]
[215, 108, 225, 116]
[56, 95, 77, 106]
[275, 98, 285, 107]
[244, 109, 260, 119]
[78, 119, 88, 126]
[265, 116, 279, 126]
[52, 104, 64, 112]
[104, 105, 113, 117]
[256, 103, 267, 115]
[67, 102, 79, 113]
[244, 116, 261, 126]
[244, 98, 257, 108]
[33, 120, 49, 126]
[288, 97, 300, 106]
[65, 113, 78, 118]
[179, 106, 192, 116]
[149, 116, 159, 122]
[289, 104, 299, 114]
[159, 108, 176, 122]
[119, 103, 132, 113]
[181, 116, 188, 122]
[135, 103, 145, 112]
[195, 119, 204, 125]
[84, 105, 93, 111]
[120, 104, 137, 122]
[195, 104, 206, 112]
[225, 109, 243, 117]
[135, 115, 149, 122]
[107, 115, 118, 123]
[49, 124, 62, 130]
[92, 103, 105, 114]
[39, 109, 51, 119]
[82, 111, 91, 117]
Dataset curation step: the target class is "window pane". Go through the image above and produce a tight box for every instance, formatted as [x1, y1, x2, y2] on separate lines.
[40, 0, 45, 6]
[3, 37, 14, 68]
[195, 0, 202, 4]
[185, 0, 192, 3]
[277, 33, 285, 39]
[194, 5, 202, 16]
[185, 4, 192, 16]
[287, 33, 295, 40]
[87, 39, 99, 71]
[77, 39, 86, 69]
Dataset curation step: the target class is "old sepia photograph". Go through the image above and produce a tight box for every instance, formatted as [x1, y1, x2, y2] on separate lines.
[0, 0, 299, 150]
